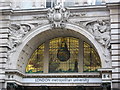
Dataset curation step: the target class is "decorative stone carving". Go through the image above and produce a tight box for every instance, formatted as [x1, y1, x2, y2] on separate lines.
[8, 24, 31, 50]
[47, 4, 70, 28]
[85, 20, 111, 65]
[7, 24, 31, 60]
[33, 15, 47, 20]
[86, 20, 110, 48]
[70, 12, 86, 17]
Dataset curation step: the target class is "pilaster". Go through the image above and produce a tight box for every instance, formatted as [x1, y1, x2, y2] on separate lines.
[107, 2, 120, 90]
[43, 41, 49, 73]
[78, 40, 84, 72]
[0, 0, 11, 89]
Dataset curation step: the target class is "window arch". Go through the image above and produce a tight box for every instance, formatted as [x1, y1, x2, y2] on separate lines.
[26, 37, 101, 73]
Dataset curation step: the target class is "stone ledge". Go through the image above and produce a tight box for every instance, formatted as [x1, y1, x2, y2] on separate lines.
[5, 69, 101, 78]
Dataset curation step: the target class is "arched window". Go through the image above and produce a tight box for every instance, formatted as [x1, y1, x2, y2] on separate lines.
[83, 42, 101, 72]
[49, 37, 79, 73]
[26, 44, 44, 73]
[26, 37, 101, 73]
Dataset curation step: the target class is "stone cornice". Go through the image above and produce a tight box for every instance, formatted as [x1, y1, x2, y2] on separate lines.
[67, 5, 108, 11]
[5, 70, 100, 78]
[11, 8, 48, 15]
[9, 5, 109, 15]
[0, 8, 12, 15]
[107, 2, 120, 9]
[98, 68, 112, 72]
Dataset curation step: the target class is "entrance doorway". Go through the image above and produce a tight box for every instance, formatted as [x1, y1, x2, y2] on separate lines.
[23, 86, 102, 90]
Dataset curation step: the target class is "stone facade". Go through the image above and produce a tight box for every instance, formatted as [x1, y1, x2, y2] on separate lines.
[0, 0, 120, 90]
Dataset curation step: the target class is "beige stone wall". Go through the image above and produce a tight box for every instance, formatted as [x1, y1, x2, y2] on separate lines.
[0, 1, 11, 89]
[107, 3, 120, 89]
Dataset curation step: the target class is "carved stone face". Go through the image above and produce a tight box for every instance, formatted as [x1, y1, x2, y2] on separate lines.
[53, 13, 62, 22]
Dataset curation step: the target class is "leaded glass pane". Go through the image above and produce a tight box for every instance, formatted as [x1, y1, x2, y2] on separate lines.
[25, 37, 101, 73]
[49, 37, 79, 73]
[26, 44, 44, 73]
[83, 42, 101, 72]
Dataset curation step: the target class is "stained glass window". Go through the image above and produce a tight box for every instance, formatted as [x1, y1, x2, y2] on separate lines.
[49, 37, 79, 73]
[25, 37, 101, 73]
[83, 42, 101, 72]
[26, 44, 44, 73]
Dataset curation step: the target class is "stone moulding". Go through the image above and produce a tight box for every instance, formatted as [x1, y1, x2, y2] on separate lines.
[7, 5, 111, 69]
[5, 70, 100, 78]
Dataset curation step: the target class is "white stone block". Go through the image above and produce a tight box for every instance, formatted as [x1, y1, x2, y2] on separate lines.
[111, 35, 119, 39]
[0, 34, 8, 38]
[0, 58, 7, 63]
[112, 74, 120, 79]
[112, 56, 120, 60]
[111, 15, 119, 22]
[112, 50, 120, 55]
[111, 29, 120, 34]
[0, 47, 7, 52]
[0, 21, 9, 26]
[0, 75, 5, 79]
[0, 64, 6, 68]
[14, 75, 22, 81]
[0, 15, 10, 20]
[111, 40, 120, 44]
[0, 53, 7, 58]
[0, 29, 9, 33]
[111, 24, 120, 28]
[112, 44, 120, 49]
[0, 39, 8, 44]
[110, 9, 120, 14]
[0, 70, 5, 73]
[112, 68, 120, 72]
[0, 43, 8, 47]
[112, 62, 120, 67]
[108, 0, 120, 3]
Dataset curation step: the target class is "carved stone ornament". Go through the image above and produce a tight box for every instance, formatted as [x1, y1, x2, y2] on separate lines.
[70, 12, 86, 17]
[85, 20, 111, 65]
[8, 24, 31, 49]
[85, 20, 110, 48]
[47, 4, 70, 28]
[7, 24, 31, 60]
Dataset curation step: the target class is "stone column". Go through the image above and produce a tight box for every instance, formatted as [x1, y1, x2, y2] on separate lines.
[0, 0, 11, 89]
[107, 2, 120, 90]
[43, 41, 49, 73]
[78, 40, 84, 72]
